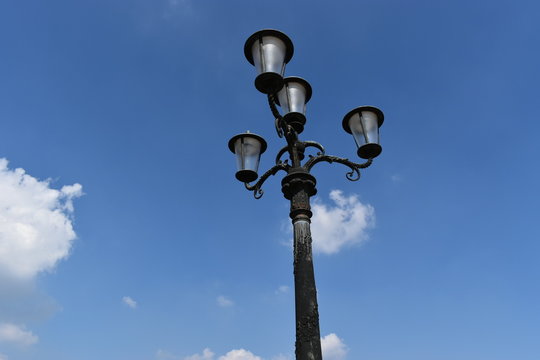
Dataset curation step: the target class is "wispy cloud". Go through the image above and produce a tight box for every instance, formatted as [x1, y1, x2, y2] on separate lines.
[391, 174, 402, 183]
[156, 349, 178, 359]
[122, 296, 138, 309]
[275, 285, 289, 294]
[0, 353, 7, 360]
[184, 348, 215, 360]
[168, 0, 188, 7]
[0, 158, 83, 280]
[163, 0, 193, 18]
[321, 333, 348, 360]
[271, 355, 291, 360]
[176, 333, 343, 360]
[0, 323, 38, 347]
[310, 190, 375, 254]
[218, 349, 262, 360]
[216, 295, 234, 308]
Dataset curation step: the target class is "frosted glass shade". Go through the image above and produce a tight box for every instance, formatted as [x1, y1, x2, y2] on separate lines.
[276, 77, 312, 133]
[228, 132, 268, 183]
[342, 106, 384, 159]
[244, 29, 294, 94]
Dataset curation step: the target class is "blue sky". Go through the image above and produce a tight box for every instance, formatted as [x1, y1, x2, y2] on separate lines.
[0, 0, 539, 359]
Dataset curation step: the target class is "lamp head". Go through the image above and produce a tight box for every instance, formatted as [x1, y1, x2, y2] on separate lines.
[342, 106, 384, 159]
[244, 29, 294, 94]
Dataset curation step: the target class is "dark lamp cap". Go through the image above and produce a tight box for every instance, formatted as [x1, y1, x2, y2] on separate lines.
[244, 29, 294, 65]
[342, 106, 384, 134]
[228, 132, 268, 154]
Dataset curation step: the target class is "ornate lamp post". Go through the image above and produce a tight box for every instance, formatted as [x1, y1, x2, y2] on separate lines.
[229, 29, 384, 360]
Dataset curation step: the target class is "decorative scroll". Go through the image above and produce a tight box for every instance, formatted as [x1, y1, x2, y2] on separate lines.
[303, 155, 372, 182]
[303, 141, 326, 156]
[244, 163, 289, 199]
[275, 145, 291, 165]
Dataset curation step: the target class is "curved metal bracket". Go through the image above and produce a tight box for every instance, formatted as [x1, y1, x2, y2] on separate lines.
[303, 141, 326, 156]
[245, 163, 289, 199]
[275, 145, 291, 165]
[303, 155, 373, 181]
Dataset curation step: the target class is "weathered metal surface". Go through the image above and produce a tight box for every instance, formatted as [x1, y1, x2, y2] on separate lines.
[235, 82, 377, 360]
[292, 210, 322, 359]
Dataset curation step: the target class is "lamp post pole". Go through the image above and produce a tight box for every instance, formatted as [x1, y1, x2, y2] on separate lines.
[285, 171, 321, 359]
[229, 30, 384, 360]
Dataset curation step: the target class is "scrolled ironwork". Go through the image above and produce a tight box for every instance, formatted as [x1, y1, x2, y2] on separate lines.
[244, 163, 289, 199]
[275, 145, 291, 165]
[303, 141, 326, 156]
[303, 155, 373, 182]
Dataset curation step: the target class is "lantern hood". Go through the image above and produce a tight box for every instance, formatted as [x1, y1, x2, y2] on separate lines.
[342, 106, 384, 134]
[244, 29, 294, 66]
[228, 132, 268, 154]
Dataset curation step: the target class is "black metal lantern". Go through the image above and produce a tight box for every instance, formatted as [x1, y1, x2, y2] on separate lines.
[342, 106, 384, 159]
[276, 77, 312, 133]
[228, 132, 268, 183]
[244, 29, 294, 94]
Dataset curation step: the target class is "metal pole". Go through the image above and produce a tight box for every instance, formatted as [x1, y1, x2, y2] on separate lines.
[282, 171, 322, 360]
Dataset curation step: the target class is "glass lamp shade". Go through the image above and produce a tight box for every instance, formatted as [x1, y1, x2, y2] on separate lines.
[276, 77, 312, 134]
[342, 106, 384, 159]
[244, 29, 294, 94]
[228, 132, 268, 183]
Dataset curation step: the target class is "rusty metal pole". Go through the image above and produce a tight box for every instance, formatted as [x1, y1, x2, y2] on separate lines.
[281, 171, 322, 360]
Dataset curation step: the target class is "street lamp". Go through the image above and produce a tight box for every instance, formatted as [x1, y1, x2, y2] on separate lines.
[228, 132, 268, 183]
[229, 29, 384, 360]
[244, 29, 294, 94]
[276, 76, 312, 134]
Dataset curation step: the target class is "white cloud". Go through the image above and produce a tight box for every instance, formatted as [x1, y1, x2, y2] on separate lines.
[171, 348, 290, 360]
[156, 349, 177, 359]
[184, 348, 215, 360]
[271, 355, 291, 360]
[155, 349, 180, 360]
[0, 353, 8, 360]
[321, 333, 348, 360]
[216, 295, 234, 307]
[391, 174, 402, 183]
[218, 349, 262, 360]
[275, 285, 289, 294]
[122, 296, 137, 309]
[310, 190, 375, 254]
[0, 323, 38, 347]
[0, 158, 83, 279]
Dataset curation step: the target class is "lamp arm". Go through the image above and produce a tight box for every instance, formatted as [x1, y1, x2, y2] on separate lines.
[244, 163, 290, 199]
[303, 141, 326, 155]
[303, 155, 373, 181]
[275, 145, 291, 165]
